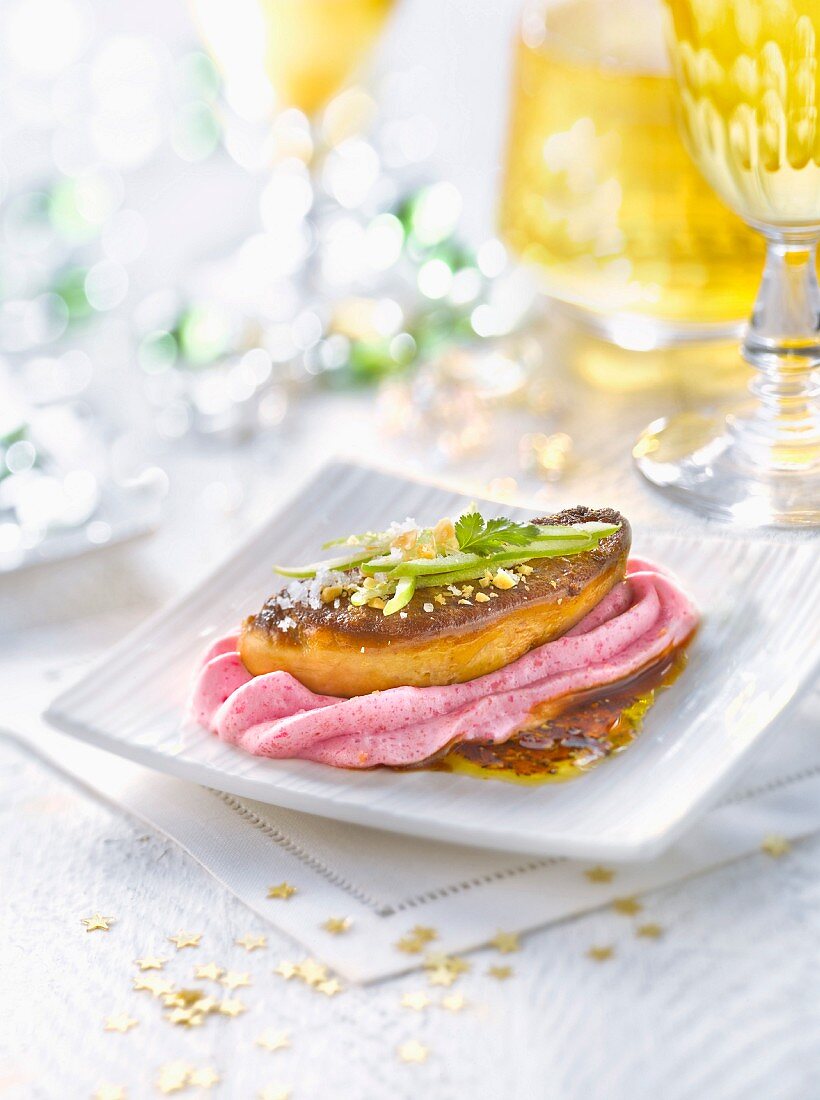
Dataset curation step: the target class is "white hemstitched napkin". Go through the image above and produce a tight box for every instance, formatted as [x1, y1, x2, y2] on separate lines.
[5, 680, 818, 984]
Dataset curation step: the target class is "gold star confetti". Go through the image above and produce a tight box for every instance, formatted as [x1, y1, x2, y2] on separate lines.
[395, 935, 426, 954]
[156, 1062, 193, 1094]
[103, 1014, 139, 1034]
[82, 913, 114, 932]
[259, 1088, 291, 1100]
[409, 925, 438, 944]
[441, 992, 467, 1012]
[397, 1040, 428, 1064]
[267, 882, 297, 900]
[134, 956, 166, 971]
[219, 998, 247, 1017]
[188, 1068, 220, 1089]
[274, 961, 298, 981]
[584, 866, 615, 884]
[236, 934, 268, 952]
[401, 991, 431, 1011]
[257, 1029, 291, 1053]
[636, 923, 664, 939]
[93, 1086, 126, 1100]
[295, 958, 327, 986]
[488, 965, 513, 980]
[133, 975, 174, 997]
[424, 953, 470, 975]
[166, 1007, 206, 1028]
[761, 834, 792, 858]
[489, 931, 520, 954]
[195, 962, 224, 982]
[322, 917, 352, 935]
[587, 945, 615, 962]
[221, 971, 251, 991]
[167, 931, 201, 950]
[163, 989, 207, 1009]
[427, 966, 457, 988]
[612, 896, 642, 916]
[316, 978, 343, 997]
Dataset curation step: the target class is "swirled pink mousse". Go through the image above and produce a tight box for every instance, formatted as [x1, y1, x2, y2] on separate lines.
[190, 559, 697, 769]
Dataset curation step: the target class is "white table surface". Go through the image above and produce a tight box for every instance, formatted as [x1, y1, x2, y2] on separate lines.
[3, 383, 820, 1100]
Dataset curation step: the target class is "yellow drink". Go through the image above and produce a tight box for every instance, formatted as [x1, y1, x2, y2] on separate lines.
[260, 0, 394, 115]
[665, 0, 820, 227]
[499, 0, 764, 330]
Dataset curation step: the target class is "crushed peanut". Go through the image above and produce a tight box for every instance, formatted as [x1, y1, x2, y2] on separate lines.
[479, 573, 492, 588]
[321, 585, 344, 604]
[432, 517, 459, 554]
[474, 592, 490, 603]
[517, 564, 534, 575]
[368, 598, 386, 610]
[433, 594, 446, 605]
[492, 569, 520, 590]
[461, 585, 474, 597]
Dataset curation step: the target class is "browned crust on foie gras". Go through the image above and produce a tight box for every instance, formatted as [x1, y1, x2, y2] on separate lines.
[239, 506, 630, 697]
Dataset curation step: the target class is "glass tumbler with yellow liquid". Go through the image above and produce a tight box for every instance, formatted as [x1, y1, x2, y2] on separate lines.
[634, 0, 820, 526]
[500, 0, 764, 345]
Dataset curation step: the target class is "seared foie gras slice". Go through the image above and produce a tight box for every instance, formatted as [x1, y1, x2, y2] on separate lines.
[239, 506, 630, 697]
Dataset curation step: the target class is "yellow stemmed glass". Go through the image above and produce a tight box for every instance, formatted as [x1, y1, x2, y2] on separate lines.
[634, 0, 820, 526]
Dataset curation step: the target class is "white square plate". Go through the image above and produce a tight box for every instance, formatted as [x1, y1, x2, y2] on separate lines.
[44, 461, 820, 860]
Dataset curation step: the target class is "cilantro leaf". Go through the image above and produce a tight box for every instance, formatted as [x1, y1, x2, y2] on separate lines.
[455, 511, 542, 555]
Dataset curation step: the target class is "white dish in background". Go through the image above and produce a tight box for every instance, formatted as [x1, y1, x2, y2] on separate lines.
[44, 461, 820, 860]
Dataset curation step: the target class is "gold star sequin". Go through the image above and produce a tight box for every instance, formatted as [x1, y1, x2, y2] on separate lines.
[761, 834, 792, 858]
[82, 913, 114, 932]
[134, 956, 166, 971]
[295, 958, 327, 986]
[397, 1040, 428, 1064]
[189, 1067, 220, 1089]
[316, 978, 343, 997]
[584, 866, 615, 884]
[322, 917, 352, 935]
[156, 1062, 193, 1094]
[166, 1007, 205, 1028]
[259, 1088, 291, 1100]
[221, 971, 251, 991]
[401, 991, 431, 1011]
[489, 931, 520, 954]
[133, 975, 174, 997]
[587, 945, 615, 962]
[612, 896, 642, 916]
[195, 962, 224, 982]
[488, 965, 513, 980]
[395, 935, 426, 954]
[93, 1086, 126, 1100]
[409, 925, 438, 944]
[103, 1014, 139, 1034]
[441, 992, 466, 1012]
[257, 1029, 291, 1053]
[274, 961, 298, 981]
[267, 882, 297, 900]
[219, 998, 247, 1017]
[424, 953, 470, 975]
[236, 934, 268, 952]
[167, 931, 201, 950]
[427, 966, 457, 988]
[636, 923, 664, 939]
[163, 989, 207, 1009]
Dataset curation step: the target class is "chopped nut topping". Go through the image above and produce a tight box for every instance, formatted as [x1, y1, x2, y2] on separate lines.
[433, 593, 446, 605]
[492, 569, 520, 590]
[432, 517, 459, 554]
[458, 599, 472, 606]
[461, 585, 474, 597]
[517, 564, 534, 575]
[474, 592, 490, 603]
[368, 598, 386, 610]
[321, 585, 344, 604]
[479, 573, 492, 588]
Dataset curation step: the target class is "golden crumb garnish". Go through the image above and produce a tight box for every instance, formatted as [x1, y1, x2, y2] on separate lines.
[320, 585, 343, 603]
[432, 517, 459, 553]
[492, 569, 519, 590]
[461, 585, 474, 596]
[479, 572, 492, 587]
[517, 564, 534, 575]
[433, 593, 446, 605]
[368, 598, 386, 610]
[362, 576, 378, 590]
[474, 592, 490, 603]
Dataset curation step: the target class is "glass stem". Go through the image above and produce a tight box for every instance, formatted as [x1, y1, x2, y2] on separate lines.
[735, 233, 820, 470]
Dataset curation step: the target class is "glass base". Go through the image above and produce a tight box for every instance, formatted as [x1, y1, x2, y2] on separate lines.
[633, 409, 820, 528]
